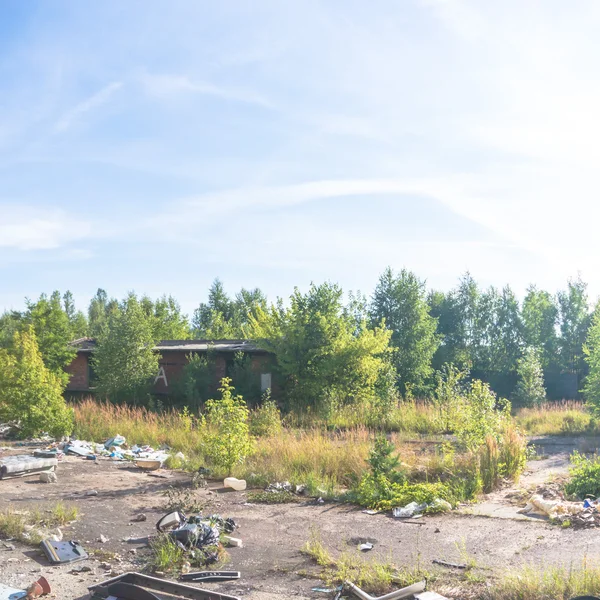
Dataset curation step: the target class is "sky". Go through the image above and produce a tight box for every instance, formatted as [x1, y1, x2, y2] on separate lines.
[2, 0, 600, 315]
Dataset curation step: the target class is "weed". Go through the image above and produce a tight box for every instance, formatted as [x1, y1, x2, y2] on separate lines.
[246, 490, 302, 504]
[302, 529, 428, 594]
[481, 560, 600, 600]
[148, 533, 228, 573]
[515, 401, 594, 436]
[163, 484, 205, 513]
[249, 391, 282, 437]
[565, 451, 600, 500]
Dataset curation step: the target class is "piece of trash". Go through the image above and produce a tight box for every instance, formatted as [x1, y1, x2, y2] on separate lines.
[432, 559, 467, 569]
[156, 511, 184, 532]
[131, 513, 147, 522]
[180, 571, 240, 583]
[24, 576, 51, 598]
[88, 572, 241, 600]
[85, 490, 98, 496]
[518, 494, 581, 519]
[312, 586, 343, 593]
[175, 452, 185, 461]
[392, 502, 427, 519]
[223, 477, 247, 491]
[222, 536, 243, 548]
[41, 540, 88, 564]
[70, 565, 92, 574]
[104, 435, 126, 450]
[135, 459, 162, 471]
[316, 497, 325, 504]
[39, 471, 57, 484]
[362, 509, 379, 515]
[0, 455, 58, 480]
[0, 581, 28, 599]
[99, 535, 109, 544]
[359, 543, 374, 552]
[414, 593, 451, 600]
[345, 579, 426, 600]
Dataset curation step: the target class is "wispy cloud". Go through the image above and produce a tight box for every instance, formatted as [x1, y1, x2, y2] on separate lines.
[140, 74, 274, 109]
[0, 206, 92, 251]
[54, 81, 123, 133]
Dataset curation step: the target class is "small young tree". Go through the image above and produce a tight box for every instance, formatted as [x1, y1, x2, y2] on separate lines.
[202, 378, 254, 475]
[512, 347, 547, 407]
[0, 327, 74, 438]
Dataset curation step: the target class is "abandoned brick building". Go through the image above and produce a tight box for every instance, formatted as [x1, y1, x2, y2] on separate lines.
[64, 338, 275, 397]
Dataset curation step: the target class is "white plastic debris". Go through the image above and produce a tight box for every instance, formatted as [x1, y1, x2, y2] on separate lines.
[224, 477, 247, 491]
[518, 494, 582, 519]
[392, 502, 427, 519]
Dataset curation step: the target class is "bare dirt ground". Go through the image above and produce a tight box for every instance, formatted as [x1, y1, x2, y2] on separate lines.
[1, 437, 599, 600]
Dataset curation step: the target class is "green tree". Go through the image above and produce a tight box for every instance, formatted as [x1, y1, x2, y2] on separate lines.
[0, 327, 74, 438]
[202, 378, 254, 475]
[249, 282, 393, 413]
[63, 291, 88, 338]
[24, 291, 76, 379]
[583, 307, 600, 411]
[370, 268, 439, 396]
[522, 286, 558, 369]
[513, 347, 547, 407]
[92, 293, 159, 404]
[558, 277, 590, 378]
[152, 295, 191, 340]
[88, 289, 119, 339]
[0, 310, 23, 349]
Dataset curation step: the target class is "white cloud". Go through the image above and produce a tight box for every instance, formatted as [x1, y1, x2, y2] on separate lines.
[54, 81, 123, 133]
[140, 73, 274, 109]
[0, 206, 91, 250]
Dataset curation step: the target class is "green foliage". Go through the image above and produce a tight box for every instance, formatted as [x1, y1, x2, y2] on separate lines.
[0, 327, 74, 438]
[584, 306, 600, 412]
[370, 267, 439, 396]
[229, 351, 261, 404]
[202, 378, 255, 474]
[249, 282, 393, 415]
[151, 295, 191, 339]
[522, 285, 559, 369]
[175, 352, 216, 410]
[249, 391, 282, 437]
[24, 291, 76, 379]
[455, 380, 509, 451]
[367, 436, 405, 484]
[92, 293, 159, 404]
[565, 451, 600, 500]
[432, 363, 468, 432]
[513, 347, 547, 407]
[558, 276, 590, 378]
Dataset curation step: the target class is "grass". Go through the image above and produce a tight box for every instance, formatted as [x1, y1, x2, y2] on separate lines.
[0, 501, 79, 545]
[301, 528, 429, 594]
[148, 533, 228, 573]
[481, 560, 600, 600]
[515, 401, 595, 435]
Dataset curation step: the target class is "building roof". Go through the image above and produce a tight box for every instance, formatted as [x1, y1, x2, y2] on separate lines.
[69, 338, 266, 354]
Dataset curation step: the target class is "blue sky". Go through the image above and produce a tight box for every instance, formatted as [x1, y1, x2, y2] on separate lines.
[1, 0, 599, 314]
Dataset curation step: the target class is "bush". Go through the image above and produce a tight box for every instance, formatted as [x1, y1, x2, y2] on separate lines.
[565, 451, 600, 499]
[249, 391, 282, 437]
[202, 378, 255, 475]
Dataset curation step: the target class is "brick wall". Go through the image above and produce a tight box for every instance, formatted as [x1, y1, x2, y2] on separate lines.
[65, 353, 89, 391]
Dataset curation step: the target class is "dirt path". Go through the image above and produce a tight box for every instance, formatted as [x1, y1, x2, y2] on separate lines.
[0, 438, 597, 600]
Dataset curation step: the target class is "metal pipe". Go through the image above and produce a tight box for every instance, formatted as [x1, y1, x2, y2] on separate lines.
[345, 580, 426, 600]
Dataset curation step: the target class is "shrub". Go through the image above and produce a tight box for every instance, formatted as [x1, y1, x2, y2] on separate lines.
[565, 451, 600, 499]
[202, 378, 255, 475]
[512, 347, 546, 407]
[249, 391, 282, 437]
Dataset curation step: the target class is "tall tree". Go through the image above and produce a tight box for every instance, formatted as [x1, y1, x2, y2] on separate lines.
[557, 277, 590, 382]
[24, 291, 76, 379]
[249, 282, 393, 413]
[513, 347, 547, 407]
[92, 294, 159, 404]
[88, 289, 110, 338]
[0, 326, 74, 438]
[153, 295, 190, 339]
[63, 291, 88, 338]
[370, 268, 439, 396]
[522, 286, 559, 369]
[583, 305, 600, 411]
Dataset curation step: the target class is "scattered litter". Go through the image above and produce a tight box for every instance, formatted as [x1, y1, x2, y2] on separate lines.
[362, 509, 380, 515]
[24, 576, 51, 598]
[39, 472, 57, 484]
[85, 490, 98, 497]
[0, 582, 27, 600]
[70, 565, 92, 574]
[414, 592, 451, 600]
[104, 435, 126, 450]
[316, 497, 325, 504]
[224, 477, 246, 491]
[266, 481, 293, 493]
[174, 451, 185, 461]
[88, 572, 241, 600]
[222, 536, 243, 548]
[359, 543, 374, 552]
[312, 585, 343, 594]
[519, 494, 582, 519]
[41, 540, 88, 564]
[134, 459, 162, 471]
[180, 571, 240, 583]
[0, 455, 58, 480]
[392, 502, 426, 519]
[345, 579, 426, 600]
[433, 559, 467, 569]
[98, 535, 109, 544]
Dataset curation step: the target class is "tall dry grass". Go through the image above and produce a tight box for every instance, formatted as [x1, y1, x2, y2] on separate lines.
[515, 401, 595, 435]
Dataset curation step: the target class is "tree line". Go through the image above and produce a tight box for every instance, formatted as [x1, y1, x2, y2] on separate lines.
[0, 270, 597, 421]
